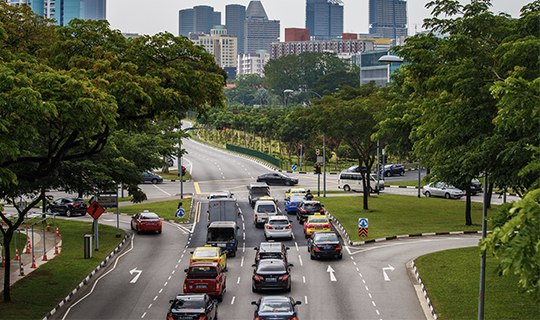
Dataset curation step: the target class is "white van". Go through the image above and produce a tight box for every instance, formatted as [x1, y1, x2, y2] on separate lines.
[338, 172, 379, 192]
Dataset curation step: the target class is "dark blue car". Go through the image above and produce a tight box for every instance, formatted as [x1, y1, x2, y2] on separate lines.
[285, 195, 305, 214]
[251, 296, 301, 320]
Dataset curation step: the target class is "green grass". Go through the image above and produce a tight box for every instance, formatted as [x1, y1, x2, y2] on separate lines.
[385, 180, 426, 187]
[0, 220, 124, 319]
[415, 247, 539, 319]
[317, 194, 494, 242]
[108, 198, 192, 223]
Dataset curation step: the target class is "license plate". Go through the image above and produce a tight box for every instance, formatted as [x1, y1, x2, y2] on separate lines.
[275, 227, 283, 230]
[217, 243, 227, 247]
[315, 227, 323, 229]
[266, 278, 277, 282]
[196, 284, 207, 288]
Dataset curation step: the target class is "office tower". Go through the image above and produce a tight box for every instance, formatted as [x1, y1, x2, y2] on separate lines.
[6, 0, 106, 26]
[305, 0, 343, 41]
[244, 1, 280, 54]
[194, 5, 215, 34]
[179, 8, 194, 37]
[84, 0, 106, 20]
[369, 0, 408, 40]
[192, 26, 238, 79]
[226, 4, 246, 54]
[214, 11, 221, 26]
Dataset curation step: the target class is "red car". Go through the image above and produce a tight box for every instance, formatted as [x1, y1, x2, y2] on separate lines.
[183, 262, 227, 302]
[131, 210, 162, 234]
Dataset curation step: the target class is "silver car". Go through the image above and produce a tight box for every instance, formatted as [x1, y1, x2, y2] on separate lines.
[422, 182, 464, 199]
[264, 216, 293, 241]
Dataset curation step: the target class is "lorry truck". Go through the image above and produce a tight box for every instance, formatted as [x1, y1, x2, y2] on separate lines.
[207, 198, 239, 225]
[206, 221, 238, 257]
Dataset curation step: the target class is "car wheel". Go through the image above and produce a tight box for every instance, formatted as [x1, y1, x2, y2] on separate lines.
[343, 185, 351, 192]
[66, 209, 73, 217]
[217, 293, 223, 302]
[310, 251, 315, 260]
[47, 208, 53, 215]
[445, 193, 451, 199]
[151, 178, 158, 184]
[298, 219, 303, 225]
[252, 285, 257, 293]
[285, 285, 291, 293]
[131, 223, 134, 230]
[370, 187, 374, 193]
[425, 191, 431, 197]
[385, 172, 391, 177]
[338, 253, 343, 259]
[400, 171, 404, 176]
[285, 180, 291, 186]
[264, 234, 269, 241]
[230, 250, 236, 257]
[137, 226, 141, 234]
[158, 229, 162, 234]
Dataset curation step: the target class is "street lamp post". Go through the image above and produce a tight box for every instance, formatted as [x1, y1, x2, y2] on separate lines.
[283, 89, 293, 106]
[305, 91, 327, 197]
[378, 54, 403, 84]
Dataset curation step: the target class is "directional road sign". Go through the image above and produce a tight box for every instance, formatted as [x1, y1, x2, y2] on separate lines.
[292, 165, 297, 171]
[87, 201, 105, 220]
[176, 208, 185, 218]
[358, 218, 368, 228]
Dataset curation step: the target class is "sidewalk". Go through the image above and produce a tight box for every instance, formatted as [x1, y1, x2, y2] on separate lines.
[0, 226, 62, 293]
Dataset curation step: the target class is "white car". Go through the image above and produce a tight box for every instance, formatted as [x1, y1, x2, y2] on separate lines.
[422, 182, 464, 199]
[253, 200, 279, 228]
[264, 216, 293, 241]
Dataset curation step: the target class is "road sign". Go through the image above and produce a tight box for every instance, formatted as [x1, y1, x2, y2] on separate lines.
[176, 208, 185, 218]
[97, 192, 118, 208]
[86, 201, 105, 220]
[316, 149, 320, 155]
[292, 165, 297, 171]
[317, 156, 324, 163]
[358, 218, 368, 228]
[358, 227, 368, 237]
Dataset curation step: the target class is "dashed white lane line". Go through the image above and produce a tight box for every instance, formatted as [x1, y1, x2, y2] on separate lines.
[298, 255, 303, 267]
[241, 256, 244, 267]
[231, 296, 236, 305]
[304, 296, 308, 304]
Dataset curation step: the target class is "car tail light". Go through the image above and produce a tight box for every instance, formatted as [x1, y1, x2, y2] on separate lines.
[326, 224, 331, 228]
[254, 275, 263, 281]
[288, 202, 293, 205]
[167, 315, 174, 320]
[255, 318, 264, 320]
[287, 317, 297, 320]
[190, 259, 194, 263]
[266, 225, 273, 229]
[183, 284, 187, 291]
[336, 247, 342, 250]
[313, 247, 320, 251]
[301, 210, 306, 213]
[198, 316, 208, 320]
[319, 209, 324, 213]
[279, 275, 289, 280]
[285, 225, 292, 229]
[215, 259, 221, 264]
[216, 283, 220, 290]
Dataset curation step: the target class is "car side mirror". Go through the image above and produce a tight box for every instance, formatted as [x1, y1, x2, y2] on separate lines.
[184, 268, 188, 272]
[252, 264, 257, 268]
[251, 301, 258, 305]
[190, 251, 194, 254]
[169, 300, 174, 304]
[295, 301, 302, 305]
[288, 263, 294, 267]
[286, 247, 290, 250]
[254, 247, 258, 250]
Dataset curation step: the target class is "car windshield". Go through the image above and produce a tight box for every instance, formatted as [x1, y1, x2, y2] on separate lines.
[171, 297, 204, 309]
[259, 301, 292, 313]
[141, 213, 159, 219]
[258, 262, 286, 272]
[291, 189, 304, 194]
[314, 234, 338, 242]
[207, 228, 234, 241]
[257, 205, 276, 213]
[289, 196, 304, 202]
[193, 250, 217, 258]
[259, 252, 283, 260]
[187, 267, 218, 279]
[304, 203, 321, 210]
[309, 218, 328, 223]
[269, 219, 289, 225]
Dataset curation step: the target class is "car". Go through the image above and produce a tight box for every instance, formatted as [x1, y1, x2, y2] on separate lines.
[140, 172, 163, 184]
[264, 216, 293, 241]
[167, 293, 218, 320]
[284, 187, 306, 201]
[247, 182, 271, 208]
[337, 171, 379, 193]
[183, 262, 227, 302]
[303, 213, 332, 237]
[252, 259, 293, 293]
[131, 210, 162, 234]
[46, 197, 87, 217]
[258, 195, 278, 204]
[471, 178, 482, 195]
[254, 242, 289, 266]
[422, 182, 464, 199]
[251, 296, 301, 320]
[307, 231, 343, 260]
[284, 195, 305, 214]
[381, 164, 405, 177]
[257, 172, 299, 186]
[253, 200, 279, 228]
[344, 164, 367, 173]
[296, 200, 325, 224]
[370, 173, 385, 191]
[190, 246, 228, 270]
[207, 190, 234, 199]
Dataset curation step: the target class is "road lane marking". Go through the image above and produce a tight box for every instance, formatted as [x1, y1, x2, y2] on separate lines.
[141, 312, 146, 318]
[295, 242, 299, 251]
[194, 182, 201, 194]
[152, 184, 171, 196]
[231, 296, 236, 305]
[154, 296, 158, 301]
[327, 265, 337, 281]
[298, 255, 303, 267]
[304, 296, 308, 304]
[147, 304, 152, 309]
[303, 276, 306, 283]
[241, 256, 244, 267]
[237, 277, 241, 284]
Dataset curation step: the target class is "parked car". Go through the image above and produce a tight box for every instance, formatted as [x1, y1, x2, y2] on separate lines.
[264, 216, 293, 241]
[471, 178, 482, 195]
[140, 172, 163, 184]
[257, 172, 298, 186]
[131, 210, 162, 234]
[46, 197, 87, 217]
[251, 296, 301, 320]
[252, 259, 293, 293]
[253, 200, 279, 228]
[422, 182, 464, 199]
[247, 182, 271, 208]
[285, 195, 305, 214]
[307, 231, 343, 260]
[296, 200, 325, 224]
[167, 294, 218, 320]
[303, 214, 332, 237]
[183, 262, 227, 302]
[254, 242, 289, 266]
[190, 246, 228, 270]
[344, 164, 367, 173]
[381, 164, 405, 177]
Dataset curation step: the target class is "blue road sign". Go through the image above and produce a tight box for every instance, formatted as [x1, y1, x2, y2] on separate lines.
[358, 218, 368, 228]
[176, 208, 185, 218]
[292, 165, 297, 171]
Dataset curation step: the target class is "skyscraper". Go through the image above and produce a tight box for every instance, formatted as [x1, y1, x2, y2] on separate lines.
[194, 5, 215, 34]
[369, 0, 408, 40]
[226, 4, 246, 54]
[305, 0, 343, 41]
[7, 0, 106, 26]
[179, 9, 194, 37]
[244, 1, 280, 54]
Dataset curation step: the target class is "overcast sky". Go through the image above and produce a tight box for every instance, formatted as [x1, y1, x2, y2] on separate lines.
[107, 0, 529, 39]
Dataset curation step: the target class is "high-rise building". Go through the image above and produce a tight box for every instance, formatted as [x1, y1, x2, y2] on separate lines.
[305, 0, 343, 41]
[194, 5, 215, 34]
[237, 51, 270, 76]
[244, 1, 280, 54]
[191, 26, 238, 79]
[179, 8, 194, 37]
[6, 0, 106, 26]
[369, 0, 408, 40]
[225, 4, 246, 54]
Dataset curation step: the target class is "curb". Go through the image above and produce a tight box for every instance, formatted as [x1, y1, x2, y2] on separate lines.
[349, 230, 485, 246]
[42, 234, 128, 320]
[412, 260, 438, 320]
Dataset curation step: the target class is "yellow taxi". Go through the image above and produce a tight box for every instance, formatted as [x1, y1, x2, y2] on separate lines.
[259, 195, 278, 203]
[285, 187, 306, 200]
[303, 213, 332, 237]
[189, 245, 228, 270]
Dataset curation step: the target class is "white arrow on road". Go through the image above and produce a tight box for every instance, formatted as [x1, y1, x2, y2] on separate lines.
[382, 265, 395, 281]
[327, 265, 337, 281]
[130, 268, 142, 283]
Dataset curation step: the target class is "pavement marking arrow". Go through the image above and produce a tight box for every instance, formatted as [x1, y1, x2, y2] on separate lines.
[130, 267, 142, 283]
[382, 265, 395, 281]
[327, 265, 337, 281]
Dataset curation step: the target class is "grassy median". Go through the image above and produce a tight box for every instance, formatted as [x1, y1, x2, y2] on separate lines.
[108, 198, 192, 223]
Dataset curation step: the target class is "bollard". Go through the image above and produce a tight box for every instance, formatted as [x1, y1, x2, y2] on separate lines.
[55, 242, 59, 255]
[20, 262, 25, 276]
[84, 234, 92, 259]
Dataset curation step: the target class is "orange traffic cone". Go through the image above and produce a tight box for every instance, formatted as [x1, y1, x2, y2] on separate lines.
[24, 237, 31, 254]
[42, 251, 48, 261]
[20, 263, 25, 276]
[55, 227, 60, 237]
[46, 221, 51, 232]
[31, 255, 37, 268]
[15, 248, 19, 260]
[55, 242, 59, 255]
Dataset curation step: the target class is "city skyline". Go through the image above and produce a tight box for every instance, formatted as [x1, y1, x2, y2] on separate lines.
[107, 0, 528, 39]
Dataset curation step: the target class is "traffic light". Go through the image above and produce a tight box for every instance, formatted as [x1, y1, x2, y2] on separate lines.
[181, 166, 186, 176]
[215, 126, 226, 130]
[313, 164, 321, 174]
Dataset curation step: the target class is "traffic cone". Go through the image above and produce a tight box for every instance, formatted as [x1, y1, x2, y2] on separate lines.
[55, 242, 59, 255]
[42, 251, 48, 261]
[55, 227, 60, 237]
[46, 221, 50, 232]
[15, 248, 19, 260]
[20, 263, 25, 276]
[31, 255, 37, 268]
[1, 254, 4, 267]
[24, 237, 31, 254]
